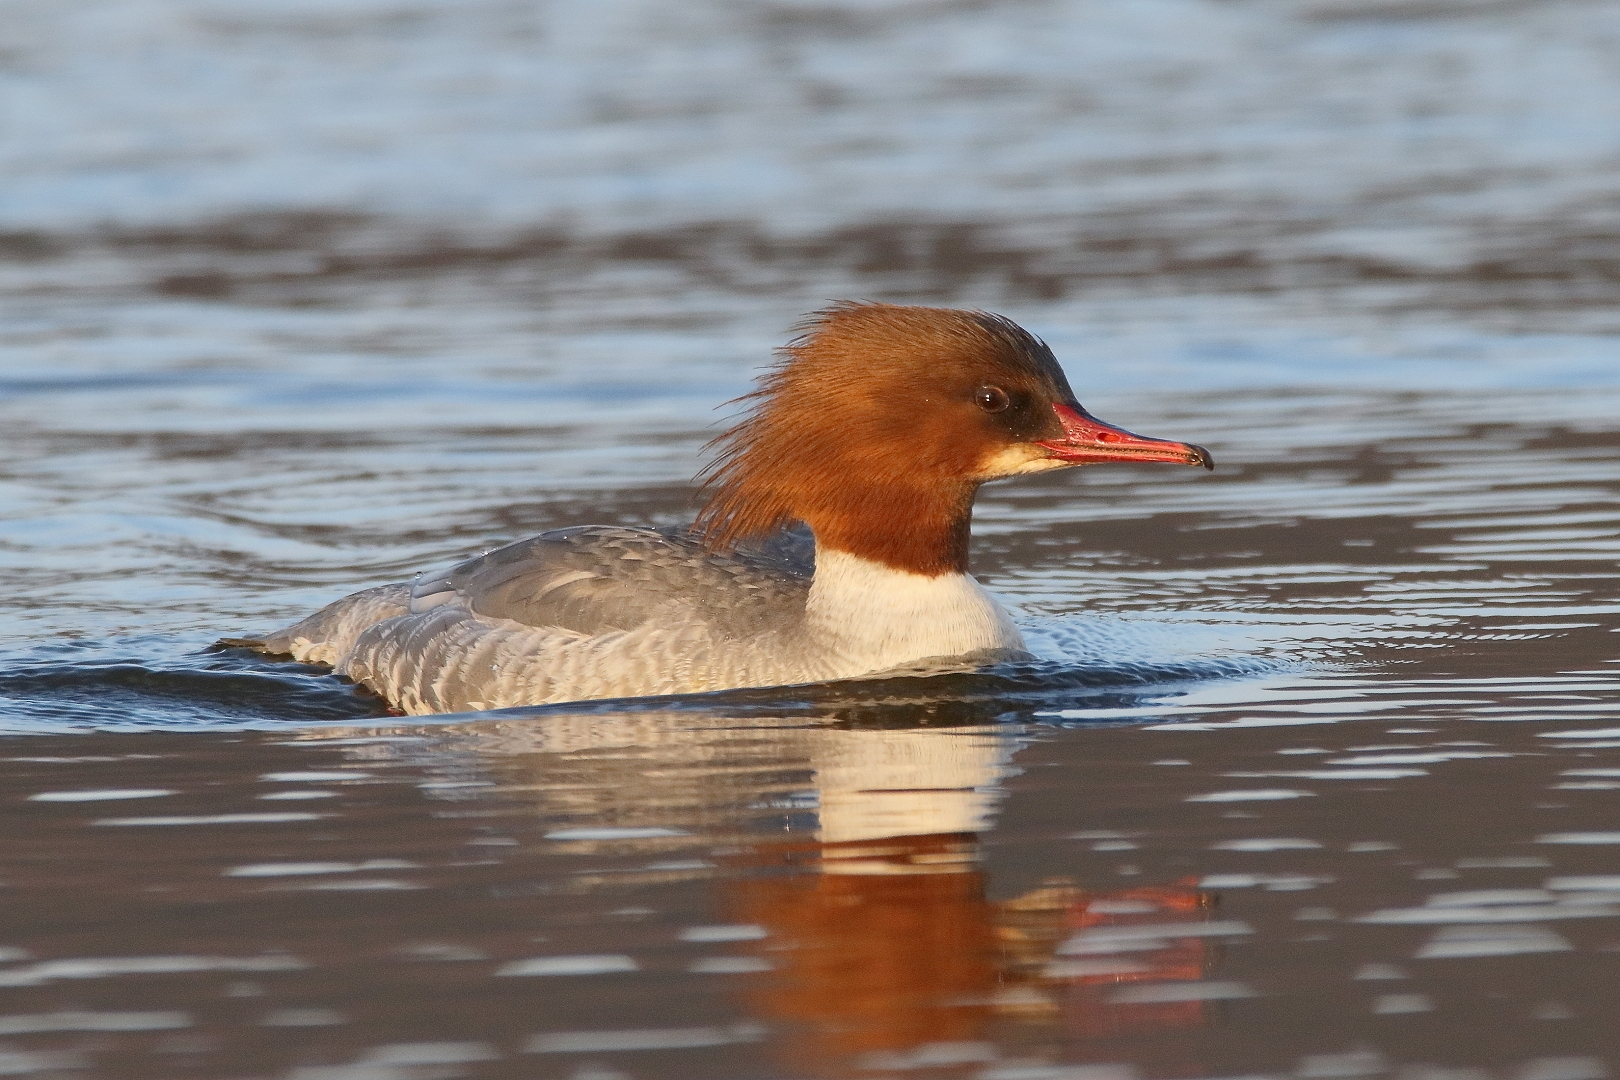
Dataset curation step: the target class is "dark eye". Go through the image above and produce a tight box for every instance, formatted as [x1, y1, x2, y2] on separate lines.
[975, 385, 1010, 413]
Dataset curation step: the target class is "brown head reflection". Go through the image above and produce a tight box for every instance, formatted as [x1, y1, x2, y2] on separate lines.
[728, 833, 996, 1076]
[725, 839, 1217, 1076]
[744, 725, 1218, 1061]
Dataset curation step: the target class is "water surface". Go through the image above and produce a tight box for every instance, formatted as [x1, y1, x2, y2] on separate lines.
[2, 1, 1619, 1077]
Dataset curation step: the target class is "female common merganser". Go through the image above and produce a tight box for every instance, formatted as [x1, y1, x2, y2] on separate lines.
[253, 302, 1211, 715]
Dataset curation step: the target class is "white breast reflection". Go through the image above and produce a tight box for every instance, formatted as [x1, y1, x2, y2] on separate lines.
[805, 725, 1016, 848]
[411, 712, 1019, 848]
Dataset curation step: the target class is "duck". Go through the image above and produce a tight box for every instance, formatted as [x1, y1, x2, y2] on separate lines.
[250, 302, 1212, 715]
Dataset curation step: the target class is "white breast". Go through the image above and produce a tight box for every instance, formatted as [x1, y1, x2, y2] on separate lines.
[803, 547, 1026, 676]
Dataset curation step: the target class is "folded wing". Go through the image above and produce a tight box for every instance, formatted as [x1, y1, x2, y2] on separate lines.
[408, 525, 812, 637]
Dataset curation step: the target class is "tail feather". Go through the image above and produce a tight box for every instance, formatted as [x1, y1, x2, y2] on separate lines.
[257, 584, 412, 667]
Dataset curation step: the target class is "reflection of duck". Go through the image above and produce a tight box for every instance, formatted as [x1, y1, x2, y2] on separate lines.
[249, 303, 1210, 715]
[388, 710, 1219, 1076]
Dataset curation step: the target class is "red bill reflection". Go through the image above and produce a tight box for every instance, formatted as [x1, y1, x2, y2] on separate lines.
[1041, 879, 1219, 1039]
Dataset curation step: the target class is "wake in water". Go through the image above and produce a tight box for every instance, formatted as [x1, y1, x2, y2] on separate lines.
[0, 612, 1300, 734]
[0, 637, 392, 734]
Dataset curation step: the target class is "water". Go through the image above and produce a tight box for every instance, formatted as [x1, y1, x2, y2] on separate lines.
[2, 1, 1620, 1076]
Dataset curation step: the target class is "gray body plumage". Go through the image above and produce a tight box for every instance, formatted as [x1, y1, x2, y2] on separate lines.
[264, 525, 837, 714]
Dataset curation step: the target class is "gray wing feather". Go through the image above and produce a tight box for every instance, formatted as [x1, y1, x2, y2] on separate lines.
[409, 525, 812, 638]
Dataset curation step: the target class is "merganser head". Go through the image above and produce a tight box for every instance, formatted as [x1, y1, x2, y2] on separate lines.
[696, 302, 1212, 575]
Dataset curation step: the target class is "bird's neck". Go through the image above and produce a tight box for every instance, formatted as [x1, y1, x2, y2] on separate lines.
[799, 481, 976, 576]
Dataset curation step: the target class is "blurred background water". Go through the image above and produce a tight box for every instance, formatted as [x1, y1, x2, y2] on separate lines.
[1, 1, 1619, 1077]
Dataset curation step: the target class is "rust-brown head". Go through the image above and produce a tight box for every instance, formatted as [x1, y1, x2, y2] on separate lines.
[695, 302, 1211, 576]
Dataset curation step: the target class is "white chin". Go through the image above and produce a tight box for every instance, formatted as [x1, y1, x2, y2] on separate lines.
[975, 444, 1076, 478]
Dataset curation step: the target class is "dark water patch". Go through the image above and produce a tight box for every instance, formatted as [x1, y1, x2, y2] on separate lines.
[1301, 0, 1555, 22]
[126, 212, 1620, 322]
[17, 211, 1620, 325]
[0, 646, 390, 733]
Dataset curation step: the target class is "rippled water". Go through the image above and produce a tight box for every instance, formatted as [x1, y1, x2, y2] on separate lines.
[3, 1, 1620, 1077]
